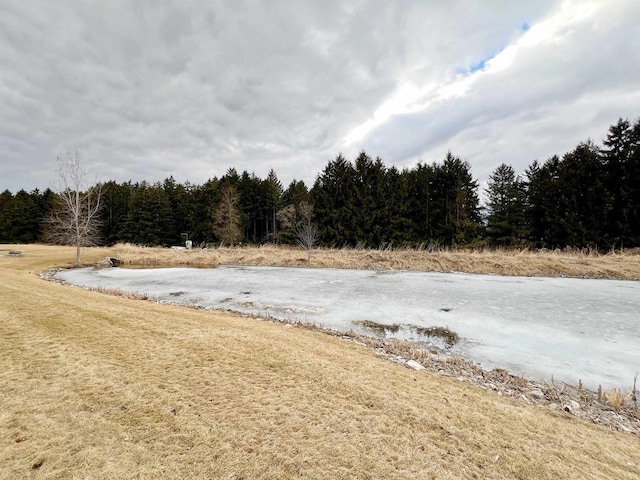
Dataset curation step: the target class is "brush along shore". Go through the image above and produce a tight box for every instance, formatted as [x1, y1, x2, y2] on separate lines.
[2, 244, 640, 479]
[112, 242, 640, 280]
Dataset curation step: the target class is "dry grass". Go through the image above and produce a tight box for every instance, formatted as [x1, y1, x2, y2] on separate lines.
[1, 244, 640, 479]
[605, 389, 629, 412]
[112, 243, 640, 280]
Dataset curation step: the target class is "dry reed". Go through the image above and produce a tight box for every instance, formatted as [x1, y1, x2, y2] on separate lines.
[605, 389, 629, 411]
[112, 243, 640, 280]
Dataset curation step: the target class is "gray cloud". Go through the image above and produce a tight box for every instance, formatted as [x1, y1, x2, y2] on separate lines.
[1, 0, 635, 197]
[356, 0, 640, 182]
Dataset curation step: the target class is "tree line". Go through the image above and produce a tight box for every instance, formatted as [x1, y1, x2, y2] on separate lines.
[1, 118, 638, 250]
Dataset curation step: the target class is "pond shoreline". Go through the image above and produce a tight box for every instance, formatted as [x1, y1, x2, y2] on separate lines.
[54, 263, 640, 390]
[43, 264, 640, 435]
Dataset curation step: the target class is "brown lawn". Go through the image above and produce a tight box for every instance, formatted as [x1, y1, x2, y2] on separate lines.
[1, 244, 638, 479]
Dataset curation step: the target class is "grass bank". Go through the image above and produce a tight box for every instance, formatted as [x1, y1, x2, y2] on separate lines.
[1, 244, 639, 479]
[112, 242, 640, 280]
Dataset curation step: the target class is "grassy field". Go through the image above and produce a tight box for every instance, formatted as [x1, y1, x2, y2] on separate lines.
[1, 244, 639, 479]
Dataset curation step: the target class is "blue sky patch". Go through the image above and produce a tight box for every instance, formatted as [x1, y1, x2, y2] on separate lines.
[468, 58, 487, 73]
[455, 52, 495, 75]
[456, 22, 530, 76]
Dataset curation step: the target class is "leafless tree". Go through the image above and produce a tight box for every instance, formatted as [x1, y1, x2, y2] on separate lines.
[44, 151, 103, 265]
[212, 185, 242, 246]
[277, 201, 319, 261]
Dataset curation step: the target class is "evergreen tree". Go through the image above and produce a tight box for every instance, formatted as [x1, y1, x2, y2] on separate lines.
[351, 152, 387, 247]
[34, 188, 57, 240]
[555, 141, 609, 247]
[123, 182, 174, 245]
[263, 169, 283, 241]
[1, 190, 41, 243]
[485, 164, 528, 246]
[0, 190, 13, 242]
[524, 156, 562, 247]
[382, 166, 413, 245]
[5, 118, 635, 249]
[220, 168, 240, 186]
[281, 180, 309, 207]
[163, 176, 194, 245]
[100, 181, 132, 245]
[627, 119, 640, 246]
[601, 118, 640, 247]
[526, 143, 609, 248]
[524, 160, 546, 246]
[190, 179, 219, 245]
[406, 162, 436, 242]
[237, 171, 264, 242]
[311, 154, 357, 246]
[430, 152, 481, 245]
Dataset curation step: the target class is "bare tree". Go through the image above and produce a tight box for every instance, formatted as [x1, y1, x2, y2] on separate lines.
[212, 185, 242, 246]
[277, 201, 319, 261]
[44, 151, 103, 265]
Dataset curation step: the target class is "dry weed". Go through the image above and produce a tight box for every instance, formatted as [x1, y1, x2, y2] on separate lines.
[605, 389, 629, 411]
[112, 243, 640, 280]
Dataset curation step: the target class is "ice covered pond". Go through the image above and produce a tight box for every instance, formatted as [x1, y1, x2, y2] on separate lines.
[56, 265, 640, 390]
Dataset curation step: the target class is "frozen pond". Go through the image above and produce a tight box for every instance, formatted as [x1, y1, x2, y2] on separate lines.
[57, 266, 640, 390]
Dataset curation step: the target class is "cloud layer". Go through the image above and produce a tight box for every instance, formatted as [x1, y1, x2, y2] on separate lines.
[1, 0, 638, 194]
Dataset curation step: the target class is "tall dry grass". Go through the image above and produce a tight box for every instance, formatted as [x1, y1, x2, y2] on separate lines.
[1, 244, 639, 479]
[113, 242, 640, 280]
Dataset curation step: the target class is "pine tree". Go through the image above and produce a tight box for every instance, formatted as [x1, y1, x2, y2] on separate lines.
[190, 179, 219, 245]
[406, 162, 437, 242]
[100, 181, 132, 245]
[382, 166, 413, 245]
[555, 141, 609, 247]
[163, 176, 193, 245]
[263, 169, 283, 242]
[0, 190, 13, 242]
[236, 171, 264, 242]
[601, 118, 638, 247]
[123, 182, 174, 246]
[626, 119, 640, 246]
[2, 190, 40, 243]
[281, 180, 309, 207]
[311, 154, 357, 246]
[485, 164, 527, 246]
[431, 152, 481, 245]
[351, 152, 387, 247]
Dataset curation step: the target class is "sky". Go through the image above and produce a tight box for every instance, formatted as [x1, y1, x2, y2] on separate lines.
[1, 0, 639, 196]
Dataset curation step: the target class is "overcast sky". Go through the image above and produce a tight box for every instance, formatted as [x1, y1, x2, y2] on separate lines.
[1, 0, 639, 196]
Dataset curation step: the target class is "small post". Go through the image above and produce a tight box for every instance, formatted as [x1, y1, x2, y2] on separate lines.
[181, 232, 191, 248]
